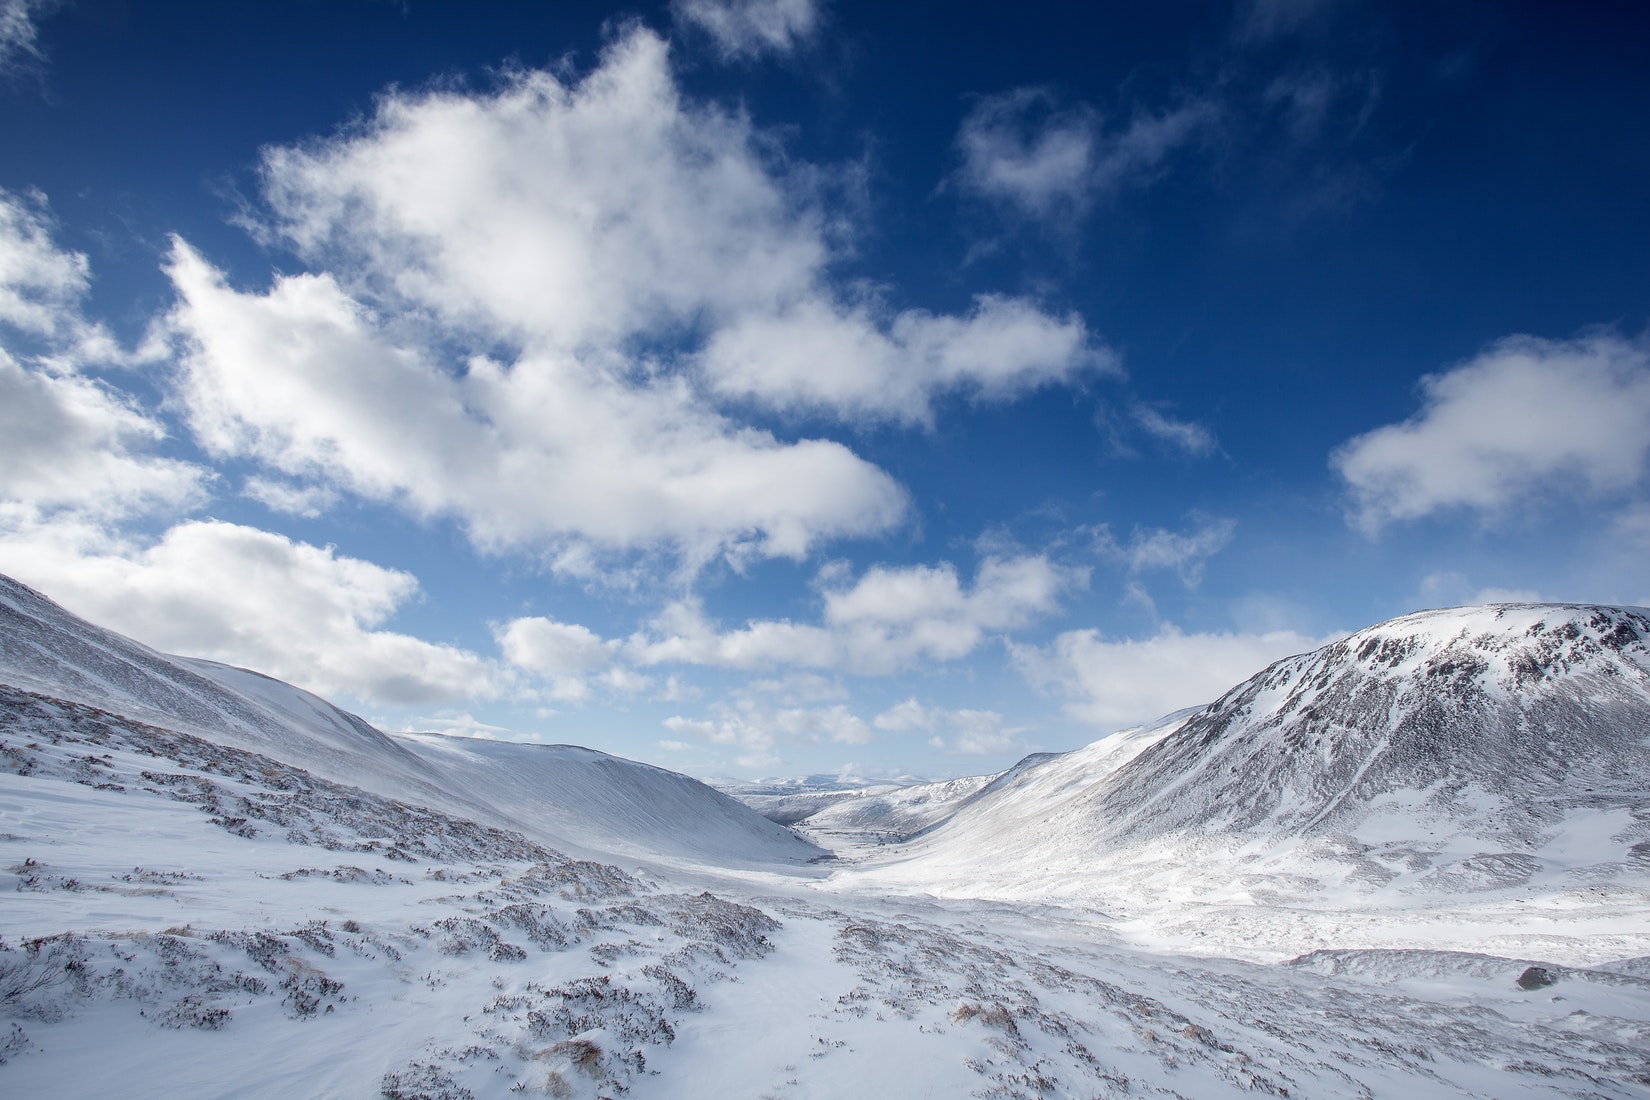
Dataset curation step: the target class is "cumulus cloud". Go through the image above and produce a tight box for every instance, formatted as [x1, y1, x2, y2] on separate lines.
[0, 353, 208, 519]
[0, 189, 87, 338]
[701, 293, 1106, 425]
[953, 87, 1213, 222]
[0, 191, 208, 521]
[495, 615, 616, 702]
[1333, 333, 1650, 533]
[166, 240, 904, 568]
[628, 553, 1085, 674]
[161, 27, 1098, 569]
[872, 698, 1027, 756]
[672, 0, 821, 60]
[0, 518, 497, 706]
[1012, 624, 1332, 729]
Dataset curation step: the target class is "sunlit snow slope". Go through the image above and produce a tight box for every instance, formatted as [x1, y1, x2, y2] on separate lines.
[871, 604, 1650, 908]
[0, 573, 819, 868]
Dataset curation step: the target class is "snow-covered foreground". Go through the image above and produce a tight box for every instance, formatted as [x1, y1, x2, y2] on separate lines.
[4, 684, 1649, 1098]
[4, 579, 1650, 1097]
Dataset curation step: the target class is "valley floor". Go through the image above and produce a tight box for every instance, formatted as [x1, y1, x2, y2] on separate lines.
[3, 689, 1648, 1098]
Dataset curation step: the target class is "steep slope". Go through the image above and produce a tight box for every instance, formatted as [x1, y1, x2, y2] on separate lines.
[1102, 603, 1650, 851]
[867, 604, 1650, 909]
[0, 572, 820, 867]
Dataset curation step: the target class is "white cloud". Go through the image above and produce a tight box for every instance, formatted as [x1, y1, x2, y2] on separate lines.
[258, 29, 820, 351]
[700, 293, 1108, 425]
[953, 88, 1213, 222]
[0, 188, 87, 339]
[0, 0, 47, 75]
[242, 476, 339, 519]
[873, 698, 1026, 756]
[1090, 516, 1236, 587]
[166, 240, 905, 568]
[1012, 624, 1332, 729]
[629, 553, 1084, 674]
[1417, 571, 1545, 609]
[397, 712, 538, 741]
[495, 615, 616, 702]
[0, 191, 208, 522]
[1131, 402, 1219, 456]
[1334, 333, 1650, 532]
[163, 26, 1099, 568]
[665, 698, 872, 771]
[0, 518, 497, 706]
[0, 353, 208, 519]
[673, 0, 821, 60]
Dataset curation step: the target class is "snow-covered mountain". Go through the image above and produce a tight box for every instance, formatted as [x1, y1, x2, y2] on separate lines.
[864, 604, 1650, 914]
[1100, 603, 1650, 850]
[0, 573, 819, 868]
[5, 581, 1650, 1097]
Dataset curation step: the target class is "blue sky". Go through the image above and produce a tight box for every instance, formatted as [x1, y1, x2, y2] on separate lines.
[2, 0, 1647, 779]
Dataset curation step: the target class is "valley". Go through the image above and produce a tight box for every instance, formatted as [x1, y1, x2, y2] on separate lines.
[3, 575, 1648, 1098]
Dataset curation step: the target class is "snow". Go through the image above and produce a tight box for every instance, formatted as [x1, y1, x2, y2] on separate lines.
[4, 578, 1650, 1097]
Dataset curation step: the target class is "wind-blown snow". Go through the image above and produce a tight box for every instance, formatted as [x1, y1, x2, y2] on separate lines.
[4, 579, 1649, 1097]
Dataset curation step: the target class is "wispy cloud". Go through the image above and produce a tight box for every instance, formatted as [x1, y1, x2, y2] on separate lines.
[1235, 0, 1345, 44]
[672, 0, 821, 61]
[0, 0, 50, 76]
[1090, 516, 1236, 587]
[1130, 401, 1220, 457]
[952, 87, 1214, 223]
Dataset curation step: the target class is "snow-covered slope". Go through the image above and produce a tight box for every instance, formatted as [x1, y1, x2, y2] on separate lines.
[1101, 603, 1650, 851]
[0, 575, 437, 791]
[0, 573, 819, 868]
[10, 685, 1645, 1098]
[394, 733, 821, 867]
[7, 582, 1650, 1096]
[864, 605, 1650, 920]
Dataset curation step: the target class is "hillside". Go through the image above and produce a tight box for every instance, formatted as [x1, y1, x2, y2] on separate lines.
[857, 605, 1650, 932]
[0, 573, 819, 869]
[4, 580, 1649, 1096]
